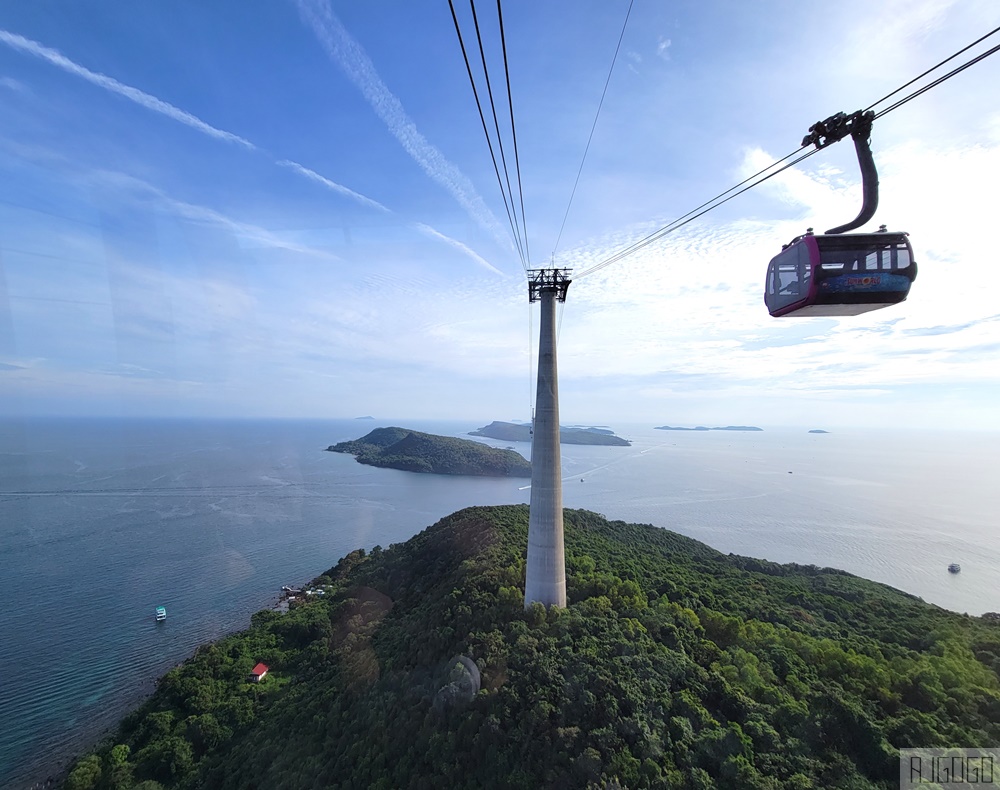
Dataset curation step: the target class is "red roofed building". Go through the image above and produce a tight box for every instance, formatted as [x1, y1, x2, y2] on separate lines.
[249, 662, 269, 683]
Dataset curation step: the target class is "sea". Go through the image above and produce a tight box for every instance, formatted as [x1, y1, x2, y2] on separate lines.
[1, 417, 998, 788]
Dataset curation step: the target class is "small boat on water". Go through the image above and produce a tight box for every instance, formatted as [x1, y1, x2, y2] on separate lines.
[155, 606, 167, 622]
[948, 563, 961, 574]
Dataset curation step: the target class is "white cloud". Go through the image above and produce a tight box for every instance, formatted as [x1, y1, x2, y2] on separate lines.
[740, 147, 860, 227]
[0, 29, 255, 149]
[656, 37, 672, 61]
[546, 135, 1000, 407]
[846, 0, 956, 72]
[89, 168, 339, 260]
[0, 75, 26, 92]
[103, 259, 259, 347]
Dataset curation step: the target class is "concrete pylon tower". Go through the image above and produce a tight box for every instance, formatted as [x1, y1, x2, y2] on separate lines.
[524, 268, 571, 609]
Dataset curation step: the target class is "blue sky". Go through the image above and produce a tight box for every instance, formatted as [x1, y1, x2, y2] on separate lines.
[0, 0, 998, 428]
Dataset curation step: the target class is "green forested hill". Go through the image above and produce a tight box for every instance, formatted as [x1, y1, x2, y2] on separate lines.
[65, 506, 1000, 789]
[328, 427, 532, 477]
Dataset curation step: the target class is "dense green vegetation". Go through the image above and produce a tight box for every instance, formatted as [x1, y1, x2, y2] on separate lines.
[471, 420, 631, 446]
[328, 427, 531, 477]
[65, 506, 1000, 789]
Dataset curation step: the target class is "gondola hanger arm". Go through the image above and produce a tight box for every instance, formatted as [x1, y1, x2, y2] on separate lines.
[802, 110, 879, 235]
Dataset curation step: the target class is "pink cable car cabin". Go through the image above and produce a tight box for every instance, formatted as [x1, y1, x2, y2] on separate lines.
[765, 228, 916, 317]
[766, 109, 917, 318]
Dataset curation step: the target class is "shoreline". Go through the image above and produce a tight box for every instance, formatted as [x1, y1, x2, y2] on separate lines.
[8, 590, 291, 790]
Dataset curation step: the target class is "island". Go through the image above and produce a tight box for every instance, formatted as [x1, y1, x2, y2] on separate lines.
[327, 427, 531, 477]
[470, 420, 630, 446]
[353, 415, 375, 420]
[808, 429, 830, 434]
[64, 504, 1000, 790]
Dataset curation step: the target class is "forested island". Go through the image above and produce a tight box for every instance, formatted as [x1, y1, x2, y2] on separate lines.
[809, 429, 830, 434]
[656, 425, 763, 432]
[65, 505, 1000, 789]
[471, 420, 630, 446]
[327, 427, 531, 477]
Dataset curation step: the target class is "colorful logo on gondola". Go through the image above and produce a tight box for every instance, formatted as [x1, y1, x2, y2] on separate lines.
[822, 272, 908, 294]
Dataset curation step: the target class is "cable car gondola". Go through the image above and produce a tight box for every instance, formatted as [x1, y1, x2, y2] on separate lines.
[765, 110, 917, 317]
[765, 227, 916, 317]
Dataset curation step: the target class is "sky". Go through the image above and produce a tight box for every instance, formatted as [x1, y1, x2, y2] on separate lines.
[0, 0, 998, 429]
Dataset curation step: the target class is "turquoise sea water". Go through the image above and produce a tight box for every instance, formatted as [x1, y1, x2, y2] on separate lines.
[1, 418, 997, 787]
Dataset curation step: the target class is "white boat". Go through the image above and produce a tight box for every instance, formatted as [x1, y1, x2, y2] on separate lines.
[155, 606, 167, 621]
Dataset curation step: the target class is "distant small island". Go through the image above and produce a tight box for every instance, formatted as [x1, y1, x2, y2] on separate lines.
[353, 416, 375, 420]
[656, 425, 763, 432]
[808, 429, 830, 434]
[328, 427, 531, 477]
[470, 421, 630, 446]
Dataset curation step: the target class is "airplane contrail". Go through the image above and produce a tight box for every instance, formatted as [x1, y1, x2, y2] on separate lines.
[294, 0, 513, 253]
[1, 26, 504, 275]
[278, 160, 392, 214]
[0, 29, 255, 150]
[413, 224, 505, 276]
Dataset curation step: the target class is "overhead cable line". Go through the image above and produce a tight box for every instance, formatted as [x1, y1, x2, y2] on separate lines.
[552, 0, 635, 257]
[447, 0, 527, 272]
[575, 147, 820, 278]
[497, 0, 529, 267]
[864, 24, 1000, 114]
[574, 28, 1000, 280]
[576, 145, 810, 276]
[872, 38, 1000, 118]
[469, 0, 527, 268]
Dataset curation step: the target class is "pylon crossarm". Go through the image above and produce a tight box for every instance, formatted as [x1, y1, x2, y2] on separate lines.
[527, 268, 572, 303]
